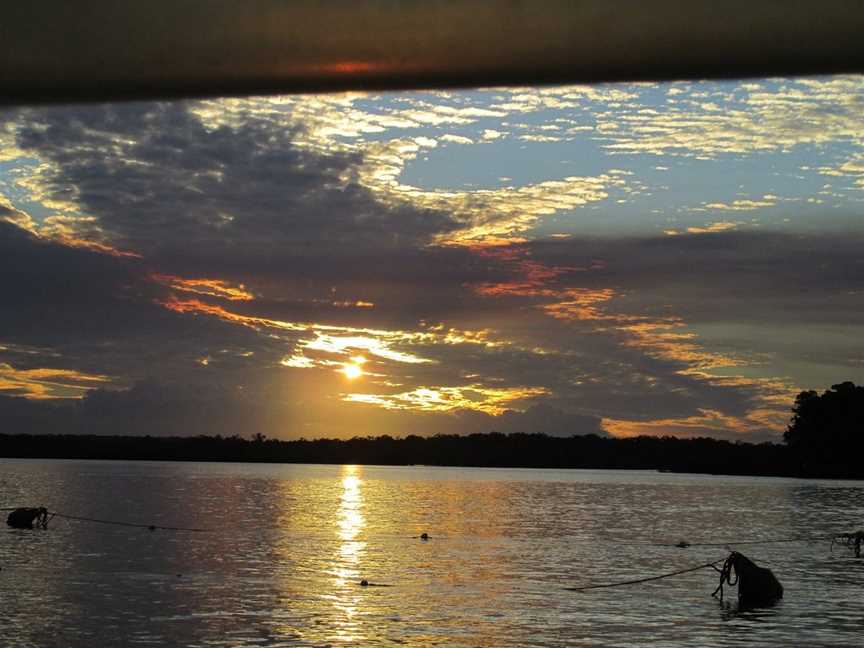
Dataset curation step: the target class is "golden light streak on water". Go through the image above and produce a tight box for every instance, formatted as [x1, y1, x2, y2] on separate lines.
[331, 465, 366, 643]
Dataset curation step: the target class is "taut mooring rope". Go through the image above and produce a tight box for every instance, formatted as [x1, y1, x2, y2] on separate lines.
[641, 535, 834, 548]
[49, 511, 210, 532]
[564, 558, 726, 592]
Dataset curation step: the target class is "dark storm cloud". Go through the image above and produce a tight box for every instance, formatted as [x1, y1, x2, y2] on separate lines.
[0, 220, 278, 380]
[406, 314, 775, 424]
[6, 98, 861, 441]
[524, 230, 864, 385]
[530, 230, 864, 326]
[308, 227, 857, 439]
[13, 102, 460, 265]
[0, 219, 145, 343]
[198, 243, 509, 330]
[0, 379, 286, 437]
[0, 215, 813, 440]
[0, 382, 605, 439]
[75, 378, 283, 437]
[0, 222, 306, 436]
[8, 101, 513, 331]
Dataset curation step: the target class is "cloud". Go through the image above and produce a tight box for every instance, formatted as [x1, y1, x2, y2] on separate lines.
[344, 384, 549, 416]
[702, 198, 776, 211]
[3, 208, 854, 441]
[0, 362, 110, 399]
[603, 408, 781, 443]
[464, 229, 864, 438]
[529, 231, 864, 329]
[0, 198, 41, 234]
[598, 77, 864, 158]
[150, 274, 254, 301]
[10, 102, 461, 266]
[3, 87, 862, 444]
[481, 129, 504, 140]
[440, 134, 474, 145]
[378, 172, 630, 243]
[664, 221, 740, 235]
[0, 219, 270, 385]
[0, 379, 291, 437]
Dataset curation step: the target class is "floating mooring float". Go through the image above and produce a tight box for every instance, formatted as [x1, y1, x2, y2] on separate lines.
[713, 551, 783, 608]
[6, 507, 52, 529]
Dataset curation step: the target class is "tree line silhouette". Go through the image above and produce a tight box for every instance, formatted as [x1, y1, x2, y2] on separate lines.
[0, 432, 795, 476]
[1, 383, 861, 478]
[784, 381, 863, 478]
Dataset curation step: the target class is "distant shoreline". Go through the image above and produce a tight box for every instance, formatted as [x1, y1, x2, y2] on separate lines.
[2, 431, 859, 479]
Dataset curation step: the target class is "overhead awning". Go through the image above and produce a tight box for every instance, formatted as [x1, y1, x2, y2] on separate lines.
[2, 0, 864, 103]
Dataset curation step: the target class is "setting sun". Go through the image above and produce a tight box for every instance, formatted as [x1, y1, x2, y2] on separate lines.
[341, 362, 364, 380]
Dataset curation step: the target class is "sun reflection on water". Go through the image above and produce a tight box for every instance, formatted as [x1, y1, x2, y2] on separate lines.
[332, 465, 366, 642]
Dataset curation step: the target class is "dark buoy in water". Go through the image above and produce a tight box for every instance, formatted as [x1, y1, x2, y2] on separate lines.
[6, 507, 50, 529]
[360, 579, 369, 587]
[675, 540, 690, 548]
[420, 532, 429, 541]
[713, 551, 783, 608]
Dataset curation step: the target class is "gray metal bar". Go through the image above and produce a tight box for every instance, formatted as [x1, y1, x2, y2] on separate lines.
[2, 0, 863, 104]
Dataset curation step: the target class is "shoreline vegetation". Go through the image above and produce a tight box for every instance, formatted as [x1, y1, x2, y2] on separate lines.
[1, 383, 860, 479]
[0, 430, 859, 479]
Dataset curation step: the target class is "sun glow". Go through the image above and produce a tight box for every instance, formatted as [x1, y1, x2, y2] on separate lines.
[341, 361, 364, 380]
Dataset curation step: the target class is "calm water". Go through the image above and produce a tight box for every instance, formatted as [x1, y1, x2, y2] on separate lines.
[1, 460, 862, 647]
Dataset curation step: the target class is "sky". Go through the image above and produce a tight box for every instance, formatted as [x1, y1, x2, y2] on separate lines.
[1, 76, 863, 441]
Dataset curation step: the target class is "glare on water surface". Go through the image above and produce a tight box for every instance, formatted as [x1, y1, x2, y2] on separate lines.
[2, 460, 863, 647]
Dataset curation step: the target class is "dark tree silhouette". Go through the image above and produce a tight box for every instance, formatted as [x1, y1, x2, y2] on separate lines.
[0, 430, 792, 476]
[7, 385, 864, 478]
[784, 382, 864, 477]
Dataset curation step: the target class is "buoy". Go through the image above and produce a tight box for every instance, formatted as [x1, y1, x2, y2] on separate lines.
[420, 532, 429, 540]
[675, 540, 690, 548]
[713, 551, 783, 607]
[360, 579, 369, 587]
[6, 507, 50, 529]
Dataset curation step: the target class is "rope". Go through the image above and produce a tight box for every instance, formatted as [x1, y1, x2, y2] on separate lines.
[4, 504, 854, 548]
[645, 536, 831, 548]
[711, 553, 739, 600]
[564, 558, 726, 592]
[49, 511, 210, 533]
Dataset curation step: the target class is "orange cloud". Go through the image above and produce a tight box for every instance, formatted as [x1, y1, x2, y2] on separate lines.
[0, 362, 111, 399]
[344, 384, 548, 416]
[151, 274, 254, 301]
[603, 409, 752, 438]
[56, 237, 141, 259]
[158, 296, 305, 331]
[464, 241, 798, 438]
[620, 320, 745, 371]
[470, 243, 603, 297]
[542, 288, 618, 321]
